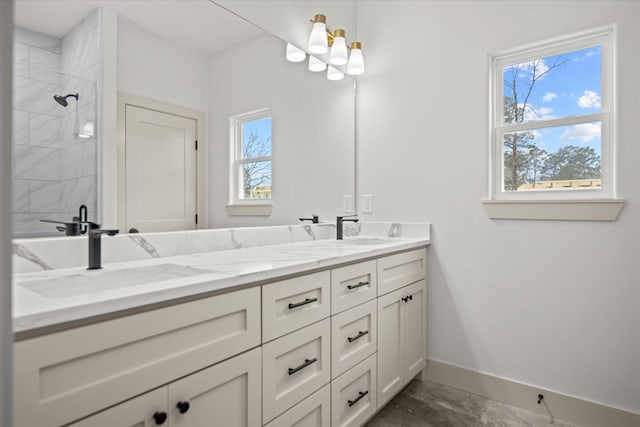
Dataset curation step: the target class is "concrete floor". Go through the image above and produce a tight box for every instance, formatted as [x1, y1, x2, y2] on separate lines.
[366, 379, 579, 427]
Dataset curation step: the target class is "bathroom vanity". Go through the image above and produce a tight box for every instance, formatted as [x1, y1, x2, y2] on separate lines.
[12, 223, 430, 427]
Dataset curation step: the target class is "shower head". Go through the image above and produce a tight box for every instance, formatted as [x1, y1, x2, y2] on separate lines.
[53, 93, 79, 107]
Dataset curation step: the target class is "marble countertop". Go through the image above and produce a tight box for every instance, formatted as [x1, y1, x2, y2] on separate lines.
[13, 236, 430, 335]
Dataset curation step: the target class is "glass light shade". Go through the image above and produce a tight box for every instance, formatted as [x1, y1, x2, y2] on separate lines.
[347, 42, 365, 75]
[308, 18, 328, 54]
[327, 66, 344, 81]
[79, 121, 94, 139]
[308, 55, 327, 72]
[286, 43, 306, 62]
[329, 30, 348, 65]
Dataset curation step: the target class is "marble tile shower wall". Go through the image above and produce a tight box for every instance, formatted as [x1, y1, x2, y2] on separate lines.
[12, 10, 98, 238]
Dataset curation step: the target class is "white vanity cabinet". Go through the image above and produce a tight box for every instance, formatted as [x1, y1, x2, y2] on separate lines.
[14, 244, 429, 427]
[69, 347, 261, 427]
[14, 287, 261, 427]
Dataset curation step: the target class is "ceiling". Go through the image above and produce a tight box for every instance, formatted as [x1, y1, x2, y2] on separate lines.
[14, 0, 263, 56]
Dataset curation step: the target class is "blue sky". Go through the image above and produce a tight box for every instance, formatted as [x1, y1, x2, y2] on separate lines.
[503, 45, 602, 156]
[243, 117, 272, 156]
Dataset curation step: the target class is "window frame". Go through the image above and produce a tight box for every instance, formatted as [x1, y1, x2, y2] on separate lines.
[484, 24, 624, 220]
[490, 27, 615, 202]
[228, 108, 273, 214]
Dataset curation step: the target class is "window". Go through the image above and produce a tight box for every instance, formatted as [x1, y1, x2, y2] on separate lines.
[485, 27, 623, 220]
[229, 109, 272, 210]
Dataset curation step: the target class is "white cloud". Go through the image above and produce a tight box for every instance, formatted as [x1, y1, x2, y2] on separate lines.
[560, 122, 601, 143]
[517, 59, 550, 80]
[522, 105, 555, 121]
[542, 92, 557, 103]
[577, 90, 601, 109]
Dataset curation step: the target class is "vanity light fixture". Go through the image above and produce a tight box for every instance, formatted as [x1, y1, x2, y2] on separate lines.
[308, 14, 328, 54]
[286, 43, 306, 62]
[327, 66, 344, 81]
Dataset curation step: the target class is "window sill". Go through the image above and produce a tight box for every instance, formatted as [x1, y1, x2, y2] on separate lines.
[226, 203, 272, 217]
[482, 199, 625, 221]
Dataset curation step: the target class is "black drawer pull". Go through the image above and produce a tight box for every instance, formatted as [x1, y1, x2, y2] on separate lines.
[402, 295, 413, 303]
[347, 281, 369, 290]
[288, 357, 318, 375]
[347, 390, 369, 407]
[347, 330, 369, 343]
[288, 297, 318, 310]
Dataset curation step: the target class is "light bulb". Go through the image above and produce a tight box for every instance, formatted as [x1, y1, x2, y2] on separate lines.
[309, 55, 327, 72]
[308, 14, 328, 54]
[347, 42, 365, 75]
[329, 29, 348, 66]
[286, 43, 306, 62]
[327, 66, 344, 81]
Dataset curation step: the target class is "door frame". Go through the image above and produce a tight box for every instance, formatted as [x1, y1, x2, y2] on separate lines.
[117, 92, 206, 231]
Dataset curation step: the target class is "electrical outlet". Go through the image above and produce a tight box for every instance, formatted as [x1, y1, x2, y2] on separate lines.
[362, 194, 373, 213]
[342, 195, 353, 213]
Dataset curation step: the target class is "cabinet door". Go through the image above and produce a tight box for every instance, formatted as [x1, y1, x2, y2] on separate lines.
[404, 279, 427, 379]
[376, 287, 405, 407]
[168, 347, 261, 427]
[68, 387, 167, 427]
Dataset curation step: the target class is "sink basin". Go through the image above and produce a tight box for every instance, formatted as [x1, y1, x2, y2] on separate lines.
[339, 237, 395, 245]
[20, 263, 213, 298]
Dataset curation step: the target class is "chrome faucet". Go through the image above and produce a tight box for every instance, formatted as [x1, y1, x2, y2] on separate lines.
[87, 227, 119, 270]
[336, 215, 359, 240]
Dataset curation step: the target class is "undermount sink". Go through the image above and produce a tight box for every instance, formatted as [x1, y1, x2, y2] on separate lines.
[339, 237, 395, 245]
[20, 263, 213, 298]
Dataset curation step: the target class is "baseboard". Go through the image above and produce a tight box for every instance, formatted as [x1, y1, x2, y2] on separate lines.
[424, 359, 640, 427]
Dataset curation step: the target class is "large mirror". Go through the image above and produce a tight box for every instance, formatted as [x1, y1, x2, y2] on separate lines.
[12, 0, 356, 238]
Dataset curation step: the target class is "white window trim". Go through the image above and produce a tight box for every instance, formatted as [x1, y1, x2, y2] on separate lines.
[227, 108, 272, 216]
[485, 26, 624, 221]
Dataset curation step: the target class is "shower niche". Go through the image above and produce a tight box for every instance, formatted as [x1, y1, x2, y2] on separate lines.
[13, 11, 99, 238]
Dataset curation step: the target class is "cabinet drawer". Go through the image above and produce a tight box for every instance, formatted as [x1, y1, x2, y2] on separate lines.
[263, 319, 331, 423]
[377, 248, 426, 295]
[263, 271, 331, 342]
[265, 383, 330, 427]
[14, 287, 261, 427]
[331, 260, 377, 314]
[331, 300, 377, 379]
[331, 353, 377, 427]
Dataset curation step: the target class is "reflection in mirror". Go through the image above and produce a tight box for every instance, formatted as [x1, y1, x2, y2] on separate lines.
[12, 16, 99, 238]
[13, 0, 355, 237]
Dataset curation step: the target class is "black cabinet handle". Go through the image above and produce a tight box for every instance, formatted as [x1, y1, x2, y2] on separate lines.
[176, 401, 190, 414]
[347, 281, 369, 290]
[347, 330, 369, 343]
[288, 357, 318, 375]
[402, 295, 414, 303]
[408, 295, 413, 301]
[288, 297, 318, 310]
[402, 296, 408, 303]
[153, 411, 167, 425]
[347, 390, 369, 407]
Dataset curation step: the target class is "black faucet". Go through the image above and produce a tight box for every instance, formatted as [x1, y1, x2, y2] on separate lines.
[336, 215, 359, 240]
[40, 204, 99, 236]
[299, 215, 319, 224]
[88, 228, 120, 270]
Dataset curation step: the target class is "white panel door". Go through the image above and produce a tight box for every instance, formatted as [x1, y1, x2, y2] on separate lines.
[168, 347, 261, 427]
[125, 105, 197, 232]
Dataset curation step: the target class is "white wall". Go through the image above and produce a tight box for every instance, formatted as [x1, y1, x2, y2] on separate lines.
[0, 1, 13, 423]
[117, 17, 209, 112]
[358, 0, 640, 414]
[207, 33, 354, 227]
